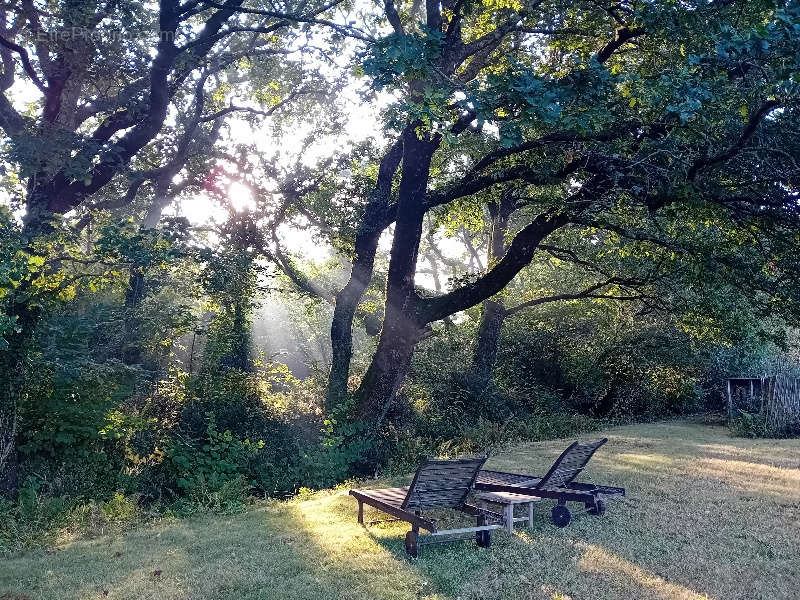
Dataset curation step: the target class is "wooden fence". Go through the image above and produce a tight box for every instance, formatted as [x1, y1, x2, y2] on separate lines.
[728, 376, 800, 433]
[763, 376, 800, 433]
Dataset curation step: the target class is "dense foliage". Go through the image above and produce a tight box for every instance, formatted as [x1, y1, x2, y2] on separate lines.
[1, 0, 800, 547]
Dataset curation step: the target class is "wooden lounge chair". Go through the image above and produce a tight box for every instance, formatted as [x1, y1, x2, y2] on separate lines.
[350, 456, 504, 557]
[475, 438, 625, 527]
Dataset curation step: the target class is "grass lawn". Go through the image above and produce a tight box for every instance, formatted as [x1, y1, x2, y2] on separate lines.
[2, 421, 799, 600]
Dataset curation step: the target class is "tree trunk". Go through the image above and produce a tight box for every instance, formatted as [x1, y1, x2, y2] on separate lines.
[120, 179, 170, 365]
[230, 298, 251, 371]
[467, 195, 515, 394]
[326, 141, 403, 412]
[468, 299, 506, 394]
[328, 269, 375, 410]
[354, 126, 439, 426]
[121, 270, 147, 364]
[355, 320, 424, 427]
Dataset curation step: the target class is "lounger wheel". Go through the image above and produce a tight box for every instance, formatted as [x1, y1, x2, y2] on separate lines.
[475, 515, 492, 548]
[405, 530, 419, 558]
[552, 504, 572, 527]
[587, 498, 606, 516]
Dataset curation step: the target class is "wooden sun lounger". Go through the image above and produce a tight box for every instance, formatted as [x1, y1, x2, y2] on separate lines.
[350, 456, 504, 557]
[475, 438, 625, 527]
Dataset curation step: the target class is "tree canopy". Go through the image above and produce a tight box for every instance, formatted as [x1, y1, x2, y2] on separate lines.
[1, 0, 799, 495]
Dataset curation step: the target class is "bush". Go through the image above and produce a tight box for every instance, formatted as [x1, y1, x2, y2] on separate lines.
[170, 475, 252, 515]
[287, 396, 373, 488]
[378, 408, 605, 478]
[164, 415, 262, 512]
[729, 410, 800, 439]
[17, 341, 133, 499]
[101, 492, 138, 523]
[123, 365, 328, 502]
[729, 411, 769, 438]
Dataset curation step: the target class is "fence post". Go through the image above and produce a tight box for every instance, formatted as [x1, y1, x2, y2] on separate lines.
[727, 379, 732, 421]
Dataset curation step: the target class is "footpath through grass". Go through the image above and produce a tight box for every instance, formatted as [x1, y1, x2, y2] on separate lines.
[2, 421, 799, 600]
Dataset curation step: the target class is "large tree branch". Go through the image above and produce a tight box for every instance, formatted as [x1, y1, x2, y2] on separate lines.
[453, 3, 544, 67]
[538, 243, 617, 278]
[73, 176, 152, 232]
[426, 0, 442, 32]
[468, 130, 627, 174]
[0, 2, 27, 94]
[454, 37, 502, 83]
[419, 161, 579, 217]
[198, 88, 311, 122]
[504, 277, 646, 317]
[687, 100, 782, 181]
[0, 33, 46, 91]
[415, 168, 621, 324]
[460, 228, 485, 271]
[86, 0, 246, 147]
[269, 231, 334, 302]
[596, 26, 645, 63]
[73, 77, 150, 127]
[417, 211, 570, 323]
[39, 0, 285, 216]
[77, 69, 222, 231]
[37, 0, 181, 215]
[270, 232, 383, 335]
[201, 0, 375, 43]
[384, 0, 404, 35]
[449, 107, 478, 134]
[20, 0, 53, 77]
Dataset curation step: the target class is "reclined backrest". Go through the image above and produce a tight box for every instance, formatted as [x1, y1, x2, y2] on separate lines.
[402, 456, 488, 511]
[535, 438, 608, 490]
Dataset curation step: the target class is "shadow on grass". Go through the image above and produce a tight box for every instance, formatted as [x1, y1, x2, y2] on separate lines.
[478, 422, 800, 599]
[2, 422, 798, 600]
[352, 494, 721, 600]
[1, 499, 442, 600]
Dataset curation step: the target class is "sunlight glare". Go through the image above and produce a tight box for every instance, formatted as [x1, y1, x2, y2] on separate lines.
[229, 181, 256, 212]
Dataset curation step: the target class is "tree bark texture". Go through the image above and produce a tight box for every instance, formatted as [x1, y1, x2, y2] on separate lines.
[353, 126, 439, 425]
[326, 140, 403, 412]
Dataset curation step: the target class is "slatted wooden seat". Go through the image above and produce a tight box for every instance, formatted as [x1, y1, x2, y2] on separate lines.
[475, 438, 626, 527]
[350, 457, 504, 557]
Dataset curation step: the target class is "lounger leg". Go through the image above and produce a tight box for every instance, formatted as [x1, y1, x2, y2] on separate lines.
[405, 525, 420, 558]
[475, 515, 491, 548]
[504, 504, 514, 533]
[357, 501, 364, 524]
[527, 502, 535, 529]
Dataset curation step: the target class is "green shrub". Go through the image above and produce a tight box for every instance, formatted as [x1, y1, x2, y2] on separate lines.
[164, 414, 263, 511]
[287, 399, 372, 489]
[101, 492, 138, 523]
[17, 350, 132, 499]
[126, 366, 321, 501]
[383, 435, 436, 474]
[445, 418, 512, 455]
[514, 411, 603, 441]
[170, 475, 252, 515]
[729, 411, 769, 438]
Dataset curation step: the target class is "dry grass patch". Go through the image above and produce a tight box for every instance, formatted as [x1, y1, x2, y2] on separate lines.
[1, 421, 799, 600]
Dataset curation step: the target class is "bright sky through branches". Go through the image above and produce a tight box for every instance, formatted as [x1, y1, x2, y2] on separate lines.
[229, 182, 256, 213]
